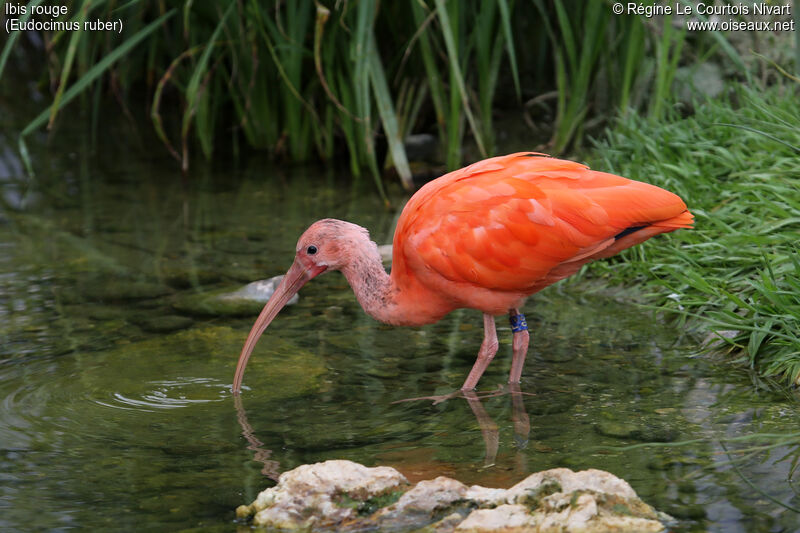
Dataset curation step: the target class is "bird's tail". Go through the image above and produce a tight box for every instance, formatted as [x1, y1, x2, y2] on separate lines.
[592, 209, 694, 260]
[652, 209, 695, 230]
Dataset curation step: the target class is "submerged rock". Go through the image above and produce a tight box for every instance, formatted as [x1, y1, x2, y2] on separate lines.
[219, 277, 296, 304]
[134, 314, 194, 333]
[378, 244, 393, 264]
[82, 279, 171, 302]
[404, 133, 438, 162]
[98, 326, 325, 401]
[171, 276, 296, 317]
[594, 418, 678, 443]
[236, 460, 670, 532]
[160, 261, 222, 288]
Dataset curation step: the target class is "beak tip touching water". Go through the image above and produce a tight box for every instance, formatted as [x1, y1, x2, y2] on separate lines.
[231, 259, 326, 395]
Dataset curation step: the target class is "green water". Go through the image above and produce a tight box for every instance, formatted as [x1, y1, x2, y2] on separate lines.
[2, 115, 800, 533]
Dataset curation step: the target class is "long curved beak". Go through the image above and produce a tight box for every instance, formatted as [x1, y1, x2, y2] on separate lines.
[232, 258, 326, 394]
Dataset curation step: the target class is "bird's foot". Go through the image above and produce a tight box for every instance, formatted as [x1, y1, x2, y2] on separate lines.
[470, 383, 536, 400]
[392, 389, 465, 405]
[393, 384, 533, 405]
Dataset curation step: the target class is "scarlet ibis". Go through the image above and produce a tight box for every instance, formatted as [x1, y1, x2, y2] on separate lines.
[232, 153, 693, 394]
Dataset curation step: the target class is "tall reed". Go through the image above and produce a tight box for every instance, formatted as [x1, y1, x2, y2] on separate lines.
[3, 0, 742, 190]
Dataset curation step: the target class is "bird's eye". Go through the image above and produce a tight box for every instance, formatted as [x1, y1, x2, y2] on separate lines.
[306, 245, 318, 255]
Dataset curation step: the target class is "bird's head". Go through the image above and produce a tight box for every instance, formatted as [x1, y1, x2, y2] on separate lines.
[294, 218, 372, 272]
[232, 219, 372, 394]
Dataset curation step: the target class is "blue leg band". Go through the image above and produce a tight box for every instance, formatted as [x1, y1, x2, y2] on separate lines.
[510, 313, 528, 333]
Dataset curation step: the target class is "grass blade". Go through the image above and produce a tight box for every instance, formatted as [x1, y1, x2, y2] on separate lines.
[552, 0, 576, 75]
[713, 123, 800, 153]
[619, 17, 645, 112]
[0, 0, 43, 80]
[368, 33, 413, 190]
[434, 0, 487, 160]
[18, 8, 177, 176]
[497, 0, 520, 99]
[677, 0, 747, 77]
[409, 0, 446, 146]
[352, 0, 387, 200]
[49, 0, 97, 128]
[181, 3, 233, 167]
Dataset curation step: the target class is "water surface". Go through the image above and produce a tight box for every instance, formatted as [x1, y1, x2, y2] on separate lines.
[1, 108, 799, 533]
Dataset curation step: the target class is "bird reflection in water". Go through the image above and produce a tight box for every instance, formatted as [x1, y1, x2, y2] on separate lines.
[397, 383, 532, 469]
[234, 394, 281, 480]
[233, 387, 531, 478]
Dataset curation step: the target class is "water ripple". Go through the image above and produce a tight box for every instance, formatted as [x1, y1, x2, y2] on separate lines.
[94, 377, 228, 412]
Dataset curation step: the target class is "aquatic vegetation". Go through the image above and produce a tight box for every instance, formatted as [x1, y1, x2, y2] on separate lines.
[2, 0, 735, 190]
[101, 325, 327, 401]
[586, 80, 800, 386]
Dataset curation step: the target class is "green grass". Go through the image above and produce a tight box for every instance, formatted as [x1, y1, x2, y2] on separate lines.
[585, 80, 800, 386]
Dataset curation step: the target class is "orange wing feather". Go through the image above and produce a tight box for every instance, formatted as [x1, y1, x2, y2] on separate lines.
[391, 153, 692, 315]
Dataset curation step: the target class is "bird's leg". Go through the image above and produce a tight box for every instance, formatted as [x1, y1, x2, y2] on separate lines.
[508, 382, 530, 449]
[508, 308, 529, 384]
[461, 314, 498, 390]
[463, 390, 499, 467]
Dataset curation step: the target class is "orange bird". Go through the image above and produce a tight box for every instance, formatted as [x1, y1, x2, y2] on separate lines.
[232, 153, 692, 394]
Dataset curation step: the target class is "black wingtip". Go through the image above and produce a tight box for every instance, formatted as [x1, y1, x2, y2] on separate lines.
[614, 225, 648, 240]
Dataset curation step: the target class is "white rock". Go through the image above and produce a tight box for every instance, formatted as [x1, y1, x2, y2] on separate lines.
[243, 460, 408, 529]
[273, 459, 407, 500]
[505, 468, 637, 504]
[371, 475, 471, 529]
[378, 244, 393, 263]
[465, 485, 507, 506]
[537, 491, 598, 530]
[238, 461, 668, 532]
[456, 504, 538, 532]
[220, 276, 299, 304]
[389, 476, 468, 513]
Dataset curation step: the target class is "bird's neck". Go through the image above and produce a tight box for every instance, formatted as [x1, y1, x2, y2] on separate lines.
[339, 241, 452, 326]
[339, 244, 396, 323]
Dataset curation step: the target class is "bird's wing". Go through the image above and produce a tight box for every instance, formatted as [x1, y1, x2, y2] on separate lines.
[393, 153, 691, 291]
